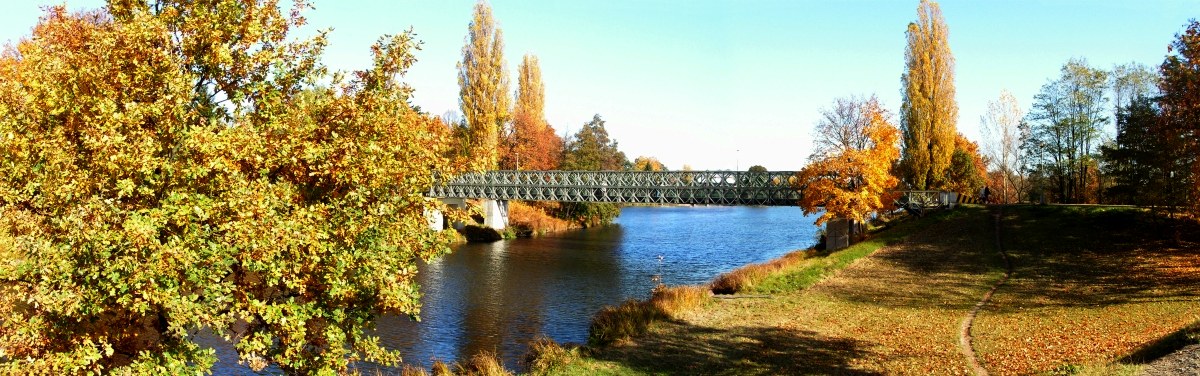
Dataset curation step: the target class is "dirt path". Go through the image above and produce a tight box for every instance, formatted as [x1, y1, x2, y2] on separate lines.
[957, 207, 1013, 376]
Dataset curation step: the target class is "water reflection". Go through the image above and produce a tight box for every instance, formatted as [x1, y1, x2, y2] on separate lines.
[205, 206, 818, 374]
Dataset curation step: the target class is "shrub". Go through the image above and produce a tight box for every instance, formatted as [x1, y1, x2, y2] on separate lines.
[588, 285, 711, 346]
[522, 337, 580, 375]
[455, 351, 512, 376]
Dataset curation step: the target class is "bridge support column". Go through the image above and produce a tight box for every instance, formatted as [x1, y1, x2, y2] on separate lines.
[482, 199, 509, 230]
[424, 201, 445, 231]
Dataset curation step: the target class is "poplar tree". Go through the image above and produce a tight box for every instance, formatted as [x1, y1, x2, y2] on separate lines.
[457, 1, 510, 170]
[900, 0, 958, 190]
[500, 54, 562, 171]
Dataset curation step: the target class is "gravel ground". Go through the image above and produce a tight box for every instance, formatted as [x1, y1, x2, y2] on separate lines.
[1142, 344, 1200, 376]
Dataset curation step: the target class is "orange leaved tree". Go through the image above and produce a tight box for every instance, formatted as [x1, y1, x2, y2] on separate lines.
[798, 99, 901, 226]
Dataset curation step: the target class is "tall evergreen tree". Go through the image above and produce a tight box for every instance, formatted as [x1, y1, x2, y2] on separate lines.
[900, 0, 958, 190]
[558, 115, 627, 227]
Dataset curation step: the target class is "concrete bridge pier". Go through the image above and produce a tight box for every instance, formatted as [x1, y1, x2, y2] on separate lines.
[481, 199, 509, 230]
[424, 198, 508, 231]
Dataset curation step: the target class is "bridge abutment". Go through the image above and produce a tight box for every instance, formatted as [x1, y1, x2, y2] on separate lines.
[481, 199, 509, 230]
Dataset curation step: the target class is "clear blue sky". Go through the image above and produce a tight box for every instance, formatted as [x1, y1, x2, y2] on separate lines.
[2, 1, 1194, 170]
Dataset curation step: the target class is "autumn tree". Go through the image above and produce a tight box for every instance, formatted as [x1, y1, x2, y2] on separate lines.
[899, 0, 958, 190]
[1158, 19, 1200, 216]
[980, 90, 1025, 203]
[0, 3, 454, 374]
[1021, 58, 1109, 203]
[458, 1, 509, 170]
[500, 54, 562, 170]
[813, 95, 875, 157]
[558, 115, 627, 227]
[798, 100, 901, 226]
[944, 134, 988, 196]
[633, 156, 667, 171]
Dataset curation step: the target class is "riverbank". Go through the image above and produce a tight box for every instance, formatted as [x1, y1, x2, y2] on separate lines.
[526, 205, 1200, 375]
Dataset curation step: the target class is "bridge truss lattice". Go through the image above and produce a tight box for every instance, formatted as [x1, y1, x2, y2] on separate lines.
[428, 170, 803, 206]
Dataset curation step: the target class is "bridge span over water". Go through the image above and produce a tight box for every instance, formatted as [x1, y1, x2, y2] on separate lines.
[425, 170, 959, 250]
[428, 170, 804, 206]
[425, 170, 802, 230]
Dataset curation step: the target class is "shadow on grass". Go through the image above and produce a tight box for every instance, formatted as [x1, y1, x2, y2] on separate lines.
[591, 321, 879, 375]
[1119, 320, 1200, 364]
[813, 206, 1004, 311]
[992, 205, 1200, 311]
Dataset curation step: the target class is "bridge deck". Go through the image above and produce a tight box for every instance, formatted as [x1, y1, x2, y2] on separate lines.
[428, 170, 803, 206]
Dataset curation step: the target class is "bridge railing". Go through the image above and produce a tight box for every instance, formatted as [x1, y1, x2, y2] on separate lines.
[428, 170, 803, 206]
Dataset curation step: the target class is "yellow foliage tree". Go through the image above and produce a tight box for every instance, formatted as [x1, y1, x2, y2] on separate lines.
[457, 1, 510, 170]
[633, 156, 666, 171]
[900, 0, 958, 190]
[798, 101, 901, 226]
[0, 3, 454, 374]
[500, 54, 562, 170]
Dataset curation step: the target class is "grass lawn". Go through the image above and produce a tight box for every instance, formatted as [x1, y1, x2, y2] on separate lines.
[544, 205, 1200, 375]
[972, 206, 1200, 374]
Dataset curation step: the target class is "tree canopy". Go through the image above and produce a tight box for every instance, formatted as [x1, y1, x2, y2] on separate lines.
[1158, 19, 1200, 216]
[1021, 58, 1109, 204]
[798, 100, 901, 226]
[0, 2, 454, 373]
[457, 1, 509, 171]
[500, 54, 562, 171]
[558, 115, 626, 227]
[899, 0, 958, 190]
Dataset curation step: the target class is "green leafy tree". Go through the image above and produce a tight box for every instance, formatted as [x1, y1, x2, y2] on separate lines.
[1101, 97, 1172, 205]
[457, 1, 510, 170]
[900, 0, 958, 190]
[0, 3, 454, 374]
[1021, 58, 1109, 203]
[558, 115, 626, 227]
[561, 115, 628, 171]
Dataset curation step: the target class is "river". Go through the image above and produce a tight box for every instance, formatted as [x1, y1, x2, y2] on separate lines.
[204, 205, 821, 374]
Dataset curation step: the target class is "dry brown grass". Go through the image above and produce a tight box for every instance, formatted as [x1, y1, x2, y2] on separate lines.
[507, 201, 575, 236]
[588, 285, 712, 347]
[399, 364, 431, 376]
[710, 249, 816, 294]
[522, 337, 581, 375]
[429, 360, 453, 376]
[649, 285, 711, 317]
[454, 351, 512, 376]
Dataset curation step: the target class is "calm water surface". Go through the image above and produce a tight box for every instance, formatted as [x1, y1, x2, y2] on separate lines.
[205, 205, 820, 373]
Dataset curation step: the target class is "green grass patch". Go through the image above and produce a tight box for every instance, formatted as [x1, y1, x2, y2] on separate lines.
[750, 209, 967, 294]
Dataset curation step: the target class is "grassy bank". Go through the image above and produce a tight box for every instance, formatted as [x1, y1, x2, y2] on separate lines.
[538, 205, 1200, 375]
[548, 208, 989, 375]
[972, 205, 1200, 374]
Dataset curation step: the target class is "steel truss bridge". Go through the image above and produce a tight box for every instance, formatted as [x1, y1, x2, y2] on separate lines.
[428, 170, 803, 206]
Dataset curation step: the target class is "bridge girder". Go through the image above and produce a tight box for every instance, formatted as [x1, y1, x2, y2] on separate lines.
[428, 170, 803, 206]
